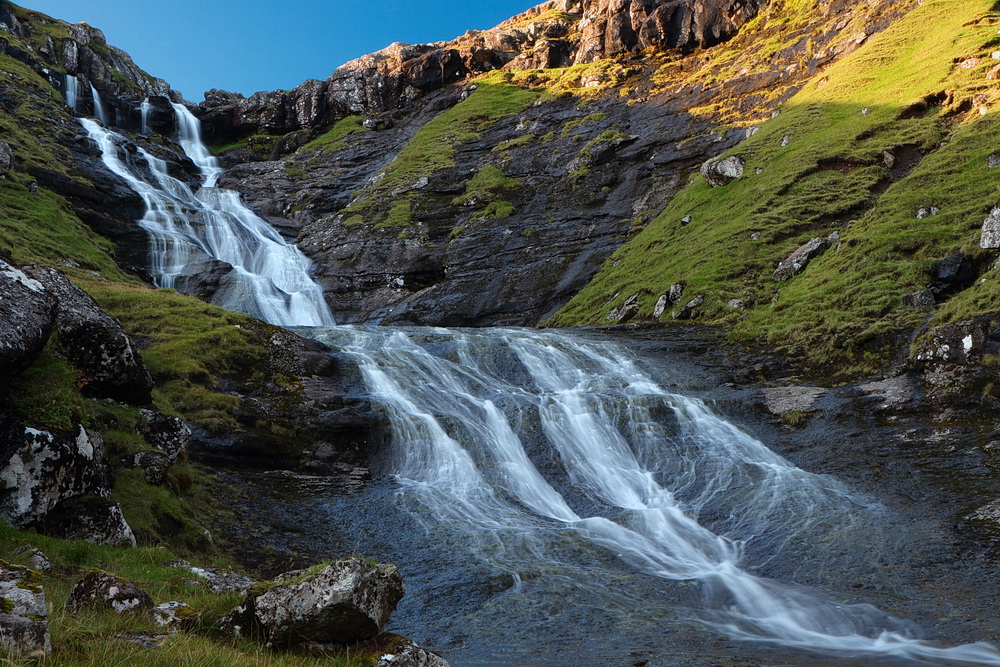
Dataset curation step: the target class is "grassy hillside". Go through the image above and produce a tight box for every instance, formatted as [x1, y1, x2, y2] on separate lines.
[552, 0, 1000, 373]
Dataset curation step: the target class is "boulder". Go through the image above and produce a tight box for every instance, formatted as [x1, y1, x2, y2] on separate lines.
[0, 259, 56, 386]
[0, 425, 110, 529]
[40, 494, 136, 547]
[24, 267, 153, 404]
[372, 635, 451, 667]
[220, 558, 405, 648]
[980, 206, 1000, 248]
[0, 560, 49, 658]
[67, 570, 153, 615]
[151, 601, 201, 630]
[673, 294, 704, 320]
[606, 293, 640, 323]
[668, 283, 685, 304]
[930, 251, 978, 297]
[772, 237, 831, 281]
[700, 155, 745, 186]
[652, 294, 669, 319]
[14, 546, 50, 572]
[133, 409, 190, 484]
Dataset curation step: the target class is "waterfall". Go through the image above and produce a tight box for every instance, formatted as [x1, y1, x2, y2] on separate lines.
[90, 84, 108, 125]
[79, 114, 335, 327]
[140, 98, 152, 134]
[171, 103, 224, 187]
[63, 75, 79, 112]
[312, 326, 1000, 666]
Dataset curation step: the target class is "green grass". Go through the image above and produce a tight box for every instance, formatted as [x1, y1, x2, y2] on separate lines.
[300, 116, 367, 154]
[553, 0, 1000, 372]
[453, 165, 521, 207]
[0, 525, 370, 666]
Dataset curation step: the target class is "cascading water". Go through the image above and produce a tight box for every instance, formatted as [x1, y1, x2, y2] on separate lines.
[140, 98, 152, 134]
[79, 110, 334, 327]
[305, 326, 1000, 666]
[81, 95, 1000, 665]
[63, 74, 80, 112]
[90, 83, 108, 125]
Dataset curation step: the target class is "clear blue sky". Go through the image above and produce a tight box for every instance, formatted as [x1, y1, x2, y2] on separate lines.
[18, 0, 538, 101]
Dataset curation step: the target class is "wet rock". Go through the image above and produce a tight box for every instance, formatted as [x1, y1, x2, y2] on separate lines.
[674, 295, 704, 320]
[606, 293, 640, 323]
[220, 558, 404, 647]
[68, 570, 153, 615]
[858, 376, 917, 412]
[0, 258, 56, 386]
[763, 386, 825, 414]
[916, 319, 989, 365]
[902, 289, 935, 308]
[0, 140, 12, 176]
[772, 237, 830, 281]
[152, 601, 201, 630]
[25, 266, 153, 404]
[700, 155, 745, 186]
[0, 560, 50, 658]
[133, 409, 190, 484]
[981, 206, 1000, 248]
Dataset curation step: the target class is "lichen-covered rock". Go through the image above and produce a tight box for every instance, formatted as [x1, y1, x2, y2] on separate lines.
[772, 237, 831, 281]
[700, 155, 745, 187]
[25, 266, 153, 404]
[67, 570, 153, 615]
[606, 293, 639, 323]
[916, 319, 989, 365]
[903, 289, 935, 308]
[374, 636, 451, 667]
[14, 546, 50, 572]
[673, 294, 704, 320]
[0, 425, 110, 529]
[0, 258, 56, 386]
[980, 206, 1000, 248]
[0, 560, 50, 658]
[183, 565, 256, 594]
[220, 558, 405, 648]
[133, 409, 190, 484]
[151, 601, 201, 630]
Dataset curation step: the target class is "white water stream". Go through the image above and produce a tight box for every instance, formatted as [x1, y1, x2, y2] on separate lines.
[77, 104, 334, 326]
[72, 89, 1000, 664]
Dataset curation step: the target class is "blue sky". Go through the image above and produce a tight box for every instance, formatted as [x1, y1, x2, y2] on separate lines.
[18, 0, 538, 101]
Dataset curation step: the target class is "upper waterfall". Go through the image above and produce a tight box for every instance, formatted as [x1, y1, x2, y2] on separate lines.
[79, 109, 335, 327]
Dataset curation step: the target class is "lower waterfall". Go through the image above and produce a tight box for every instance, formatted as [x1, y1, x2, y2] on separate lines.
[77, 103, 1000, 665]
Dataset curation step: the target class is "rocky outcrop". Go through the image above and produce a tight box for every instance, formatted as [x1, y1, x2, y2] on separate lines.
[575, 0, 765, 64]
[132, 409, 189, 484]
[0, 421, 137, 546]
[25, 266, 153, 404]
[220, 559, 405, 648]
[0, 560, 49, 658]
[67, 570, 153, 615]
[0, 258, 56, 386]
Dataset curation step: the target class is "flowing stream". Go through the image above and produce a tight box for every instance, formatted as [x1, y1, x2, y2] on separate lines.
[74, 95, 1000, 665]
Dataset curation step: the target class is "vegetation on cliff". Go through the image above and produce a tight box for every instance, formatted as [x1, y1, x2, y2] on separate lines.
[554, 0, 1000, 374]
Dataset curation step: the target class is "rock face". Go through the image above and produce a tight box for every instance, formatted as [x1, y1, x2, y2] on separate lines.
[67, 570, 153, 615]
[0, 259, 56, 386]
[220, 559, 405, 648]
[25, 267, 153, 404]
[0, 560, 50, 658]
